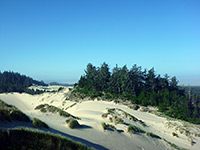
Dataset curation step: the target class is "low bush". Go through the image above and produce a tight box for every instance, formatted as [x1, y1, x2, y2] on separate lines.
[32, 118, 48, 128]
[101, 113, 108, 118]
[172, 132, 179, 137]
[102, 122, 107, 130]
[114, 116, 124, 124]
[127, 125, 145, 134]
[66, 118, 81, 129]
[58, 87, 64, 92]
[146, 132, 161, 139]
[102, 122, 116, 130]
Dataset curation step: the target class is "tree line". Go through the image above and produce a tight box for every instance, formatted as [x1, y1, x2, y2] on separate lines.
[77, 63, 200, 124]
[0, 71, 47, 93]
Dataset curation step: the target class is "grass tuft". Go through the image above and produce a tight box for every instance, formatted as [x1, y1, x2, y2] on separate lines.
[172, 132, 179, 137]
[0, 100, 30, 122]
[35, 104, 80, 119]
[127, 125, 145, 134]
[66, 118, 81, 129]
[102, 122, 116, 130]
[146, 132, 161, 139]
[32, 118, 48, 128]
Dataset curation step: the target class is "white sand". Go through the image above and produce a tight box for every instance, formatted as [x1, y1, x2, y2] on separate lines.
[1, 86, 200, 150]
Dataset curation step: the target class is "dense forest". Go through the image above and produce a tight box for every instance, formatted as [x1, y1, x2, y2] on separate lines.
[182, 86, 200, 97]
[0, 71, 47, 93]
[77, 63, 200, 124]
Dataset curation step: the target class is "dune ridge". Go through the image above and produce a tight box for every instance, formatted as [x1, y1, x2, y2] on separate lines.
[1, 86, 200, 150]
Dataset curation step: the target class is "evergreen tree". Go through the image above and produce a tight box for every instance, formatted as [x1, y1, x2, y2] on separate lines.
[170, 76, 179, 91]
[98, 62, 111, 91]
[145, 68, 156, 92]
[109, 65, 121, 94]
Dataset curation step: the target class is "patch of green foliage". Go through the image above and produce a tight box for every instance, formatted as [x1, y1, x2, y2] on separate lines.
[146, 132, 161, 139]
[101, 113, 109, 118]
[0, 100, 30, 122]
[114, 108, 146, 126]
[114, 116, 124, 124]
[127, 125, 145, 134]
[119, 110, 138, 122]
[107, 108, 115, 113]
[58, 87, 64, 92]
[32, 118, 48, 128]
[129, 105, 140, 110]
[102, 122, 116, 130]
[102, 122, 107, 130]
[103, 108, 125, 124]
[66, 118, 81, 129]
[35, 104, 80, 119]
[172, 132, 179, 137]
[0, 128, 93, 150]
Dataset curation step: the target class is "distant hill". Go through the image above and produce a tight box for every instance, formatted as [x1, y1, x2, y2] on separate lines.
[0, 71, 47, 93]
[49, 82, 74, 87]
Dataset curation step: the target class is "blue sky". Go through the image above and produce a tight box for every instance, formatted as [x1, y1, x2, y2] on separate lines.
[0, 0, 200, 85]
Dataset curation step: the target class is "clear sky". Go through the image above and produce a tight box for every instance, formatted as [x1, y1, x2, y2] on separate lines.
[0, 0, 200, 85]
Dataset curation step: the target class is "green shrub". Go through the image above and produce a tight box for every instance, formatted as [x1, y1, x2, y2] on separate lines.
[40, 107, 47, 113]
[146, 132, 161, 139]
[66, 118, 81, 129]
[66, 118, 71, 124]
[102, 122, 116, 130]
[101, 113, 108, 118]
[35, 104, 46, 110]
[127, 125, 145, 134]
[58, 87, 64, 92]
[59, 110, 71, 117]
[102, 122, 107, 130]
[107, 123, 116, 129]
[128, 114, 138, 121]
[133, 105, 140, 110]
[114, 117, 124, 124]
[32, 118, 48, 128]
[107, 108, 115, 113]
[172, 132, 179, 137]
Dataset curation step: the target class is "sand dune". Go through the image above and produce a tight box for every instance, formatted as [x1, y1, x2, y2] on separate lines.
[1, 86, 200, 150]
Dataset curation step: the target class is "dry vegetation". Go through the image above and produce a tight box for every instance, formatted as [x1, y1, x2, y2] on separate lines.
[102, 108, 146, 127]
[0, 99, 30, 122]
[35, 104, 80, 119]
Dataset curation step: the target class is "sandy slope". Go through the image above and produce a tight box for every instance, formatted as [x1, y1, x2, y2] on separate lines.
[1, 86, 200, 150]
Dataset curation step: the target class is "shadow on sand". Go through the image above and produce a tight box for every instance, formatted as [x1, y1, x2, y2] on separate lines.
[80, 124, 92, 129]
[49, 127, 108, 150]
[0, 122, 108, 150]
